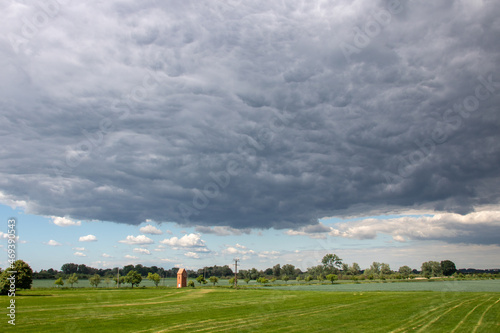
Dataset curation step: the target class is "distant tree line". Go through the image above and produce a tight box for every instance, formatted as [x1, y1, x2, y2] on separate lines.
[33, 263, 234, 280]
[34, 263, 171, 280]
[11, 256, 498, 292]
[32, 256, 500, 281]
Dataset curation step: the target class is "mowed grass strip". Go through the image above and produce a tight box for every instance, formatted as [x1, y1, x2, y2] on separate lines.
[4, 288, 499, 332]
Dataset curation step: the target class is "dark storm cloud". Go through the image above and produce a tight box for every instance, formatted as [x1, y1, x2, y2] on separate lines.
[1, 0, 500, 232]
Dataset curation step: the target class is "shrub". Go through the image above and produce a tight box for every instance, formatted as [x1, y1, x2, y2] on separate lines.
[257, 277, 269, 284]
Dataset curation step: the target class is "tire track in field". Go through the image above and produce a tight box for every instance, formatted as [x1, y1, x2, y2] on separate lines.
[191, 317, 262, 332]
[390, 295, 481, 333]
[274, 309, 355, 332]
[135, 289, 191, 302]
[162, 300, 333, 332]
[19, 290, 188, 313]
[160, 297, 320, 332]
[90, 289, 213, 308]
[391, 296, 475, 332]
[294, 298, 374, 317]
[19, 291, 210, 329]
[451, 296, 494, 333]
[193, 298, 376, 332]
[153, 319, 217, 332]
[276, 297, 400, 332]
[21, 304, 183, 328]
[416, 296, 482, 332]
[472, 297, 500, 333]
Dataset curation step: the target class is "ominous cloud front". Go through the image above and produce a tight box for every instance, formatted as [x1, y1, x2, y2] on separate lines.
[1, 0, 500, 232]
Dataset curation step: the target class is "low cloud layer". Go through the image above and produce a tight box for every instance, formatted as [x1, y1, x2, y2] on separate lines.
[1, 1, 499, 230]
[287, 210, 500, 245]
[195, 226, 251, 236]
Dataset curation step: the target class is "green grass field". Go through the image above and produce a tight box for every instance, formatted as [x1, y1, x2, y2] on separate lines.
[3, 281, 499, 332]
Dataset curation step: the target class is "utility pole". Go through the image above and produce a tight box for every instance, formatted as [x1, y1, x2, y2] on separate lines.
[233, 258, 239, 288]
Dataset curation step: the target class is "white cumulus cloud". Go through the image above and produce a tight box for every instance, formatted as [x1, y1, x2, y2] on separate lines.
[46, 239, 62, 246]
[160, 258, 175, 262]
[160, 233, 207, 249]
[184, 252, 200, 259]
[124, 255, 138, 259]
[79, 234, 97, 242]
[52, 216, 81, 227]
[133, 248, 151, 255]
[139, 224, 163, 235]
[118, 235, 154, 245]
[223, 244, 255, 256]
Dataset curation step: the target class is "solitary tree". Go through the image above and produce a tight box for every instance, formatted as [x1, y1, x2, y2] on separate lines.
[349, 263, 360, 275]
[370, 262, 381, 275]
[398, 266, 412, 279]
[89, 274, 102, 288]
[55, 277, 64, 288]
[326, 274, 338, 284]
[0, 260, 33, 294]
[209, 276, 219, 286]
[125, 270, 142, 288]
[281, 264, 296, 278]
[380, 263, 391, 275]
[322, 254, 343, 274]
[272, 264, 281, 278]
[441, 260, 457, 276]
[421, 261, 442, 277]
[244, 278, 251, 284]
[196, 275, 207, 285]
[187, 280, 195, 288]
[282, 275, 290, 283]
[147, 272, 161, 287]
[67, 273, 78, 288]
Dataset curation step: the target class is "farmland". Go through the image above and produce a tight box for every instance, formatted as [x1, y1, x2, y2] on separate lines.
[3, 280, 499, 332]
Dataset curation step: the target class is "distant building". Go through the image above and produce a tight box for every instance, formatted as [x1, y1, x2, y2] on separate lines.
[177, 268, 187, 288]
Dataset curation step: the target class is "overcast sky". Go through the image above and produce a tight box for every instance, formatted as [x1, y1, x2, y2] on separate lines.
[1, 0, 499, 271]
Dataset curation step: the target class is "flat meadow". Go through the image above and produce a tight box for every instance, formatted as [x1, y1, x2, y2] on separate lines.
[3, 280, 499, 332]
